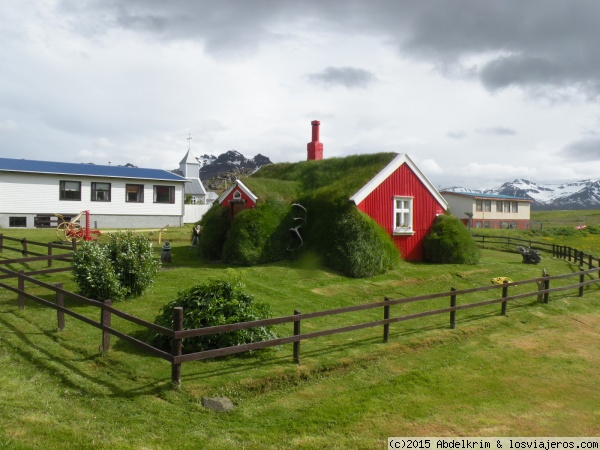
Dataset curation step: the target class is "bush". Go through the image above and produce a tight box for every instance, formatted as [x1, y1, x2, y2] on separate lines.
[222, 198, 294, 265]
[299, 196, 399, 277]
[72, 241, 127, 301]
[423, 214, 480, 264]
[197, 204, 231, 260]
[107, 232, 161, 297]
[71, 232, 160, 301]
[151, 279, 277, 354]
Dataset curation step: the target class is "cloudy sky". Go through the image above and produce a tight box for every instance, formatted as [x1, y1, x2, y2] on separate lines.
[2, 0, 600, 189]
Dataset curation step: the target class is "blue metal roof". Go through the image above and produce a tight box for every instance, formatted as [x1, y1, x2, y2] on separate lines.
[441, 191, 532, 201]
[0, 157, 186, 182]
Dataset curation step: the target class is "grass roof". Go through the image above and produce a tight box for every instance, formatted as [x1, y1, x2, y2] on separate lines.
[244, 152, 397, 201]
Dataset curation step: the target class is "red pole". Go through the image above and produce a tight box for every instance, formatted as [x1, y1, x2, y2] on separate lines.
[85, 210, 91, 241]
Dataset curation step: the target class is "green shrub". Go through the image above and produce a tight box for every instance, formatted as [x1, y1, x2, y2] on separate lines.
[71, 232, 160, 301]
[197, 204, 230, 260]
[222, 198, 294, 265]
[299, 196, 399, 277]
[72, 241, 127, 301]
[151, 279, 277, 354]
[424, 214, 480, 264]
[107, 232, 161, 297]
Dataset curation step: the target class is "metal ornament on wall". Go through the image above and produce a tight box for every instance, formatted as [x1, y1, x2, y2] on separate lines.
[288, 203, 307, 251]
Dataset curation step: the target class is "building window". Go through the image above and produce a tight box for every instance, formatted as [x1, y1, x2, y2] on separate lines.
[504, 201, 511, 213]
[484, 200, 491, 212]
[475, 200, 483, 212]
[512, 202, 518, 213]
[233, 190, 242, 200]
[484, 221, 490, 228]
[154, 185, 175, 203]
[475, 221, 482, 228]
[9, 217, 26, 227]
[496, 201, 503, 212]
[126, 184, 144, 203]
[59, 181, 81, 201]
[393, 197, 413, 233]
[91, 182, 111, 202]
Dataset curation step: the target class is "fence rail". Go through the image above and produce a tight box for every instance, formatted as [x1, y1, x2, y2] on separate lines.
[1, 235, 599, 386]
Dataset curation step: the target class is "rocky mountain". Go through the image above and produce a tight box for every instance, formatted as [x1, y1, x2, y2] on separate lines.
[444, 178, 600, 210]
[198, 150, 273, 192]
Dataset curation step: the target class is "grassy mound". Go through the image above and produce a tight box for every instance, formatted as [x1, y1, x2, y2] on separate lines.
[222, 198, 294, 265]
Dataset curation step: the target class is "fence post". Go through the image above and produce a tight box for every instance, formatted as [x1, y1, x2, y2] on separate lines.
[580, 251, 585, 267]
[71, 237, 77, 252]
[101, 299, 112, 352]
[589, 255, 593, 269]
[48, 243, 53, 268]
[293, 310, 301, 364]
[21, 238, 28, 257]
[383, 298, 390, 343]
[568, 247, 572, 262]
[501, 280, 509, 315]
[17, 270, 26, 309]
[552, 243, 555, 258]
[56, 283, 64, 331]
[542, 268, 550, 304]
[0, 233, 3, 253]
[579, 270, 585, 298]
[171, 307, 183, 387]
[450, 287, 457, 329]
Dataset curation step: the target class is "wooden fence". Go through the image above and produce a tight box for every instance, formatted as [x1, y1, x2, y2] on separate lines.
[1, 235, 600, 386]
[472, 234, 600, 269]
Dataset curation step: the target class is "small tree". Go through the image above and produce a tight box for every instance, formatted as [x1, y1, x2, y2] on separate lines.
[423, 214, 480, 264]
[72, 232, 160, 300]
[107, 232, 161, 297]
[151, 279, 277, 354]
[71, 241, 127, 301]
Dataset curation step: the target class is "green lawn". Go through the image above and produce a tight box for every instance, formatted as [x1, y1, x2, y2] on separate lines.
[0, 225, 599, 449]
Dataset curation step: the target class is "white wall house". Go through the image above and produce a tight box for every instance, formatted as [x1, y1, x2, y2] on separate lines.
[441, 191, 532, 230]
[0, 157, 187, 229]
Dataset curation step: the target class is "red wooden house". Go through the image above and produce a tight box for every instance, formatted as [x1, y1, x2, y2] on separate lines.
[217, 179, 258, 219]
[349, 153, 447, 261]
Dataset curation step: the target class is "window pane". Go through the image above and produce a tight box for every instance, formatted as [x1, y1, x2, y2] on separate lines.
[154, 185, 174, 203]
[512, 202, 518, 213]
[60, 181, 81, 201]
[126, 184, 144, 202]
[92, 182, 111, 202]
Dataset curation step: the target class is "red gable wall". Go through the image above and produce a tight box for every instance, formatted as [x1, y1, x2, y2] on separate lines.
[355, 163, 445, 261]
[219, 188, 257, 209]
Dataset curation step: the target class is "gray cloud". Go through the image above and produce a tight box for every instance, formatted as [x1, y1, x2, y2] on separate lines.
[306, 67, 376, 89]
[563, 138, 600, 160]
[447, 131, 466, 139]
[58, 0, 600, 98]
[476, 127, 517, 136]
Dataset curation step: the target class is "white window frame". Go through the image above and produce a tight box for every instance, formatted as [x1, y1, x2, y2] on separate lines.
[393, 196, 414, 235]
[233, 190, 242, 200]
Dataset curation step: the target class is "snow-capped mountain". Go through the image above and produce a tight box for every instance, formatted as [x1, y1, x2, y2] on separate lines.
[198, 150, 272, 182]
[444, 179, 600, 210]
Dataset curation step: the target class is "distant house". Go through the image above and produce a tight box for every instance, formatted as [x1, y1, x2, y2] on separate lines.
[440, 191, 532, 230]
[0, 157, 187, 229]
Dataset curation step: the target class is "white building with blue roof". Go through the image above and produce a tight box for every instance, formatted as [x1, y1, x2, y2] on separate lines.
[0, 157, 188, 229]
[440, 190, 532, 230]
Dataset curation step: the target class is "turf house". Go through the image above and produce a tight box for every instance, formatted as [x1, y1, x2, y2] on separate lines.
[198, 121, 448, 278]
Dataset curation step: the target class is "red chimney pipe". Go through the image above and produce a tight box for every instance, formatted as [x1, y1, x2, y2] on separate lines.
[307, 120, 323, 161]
